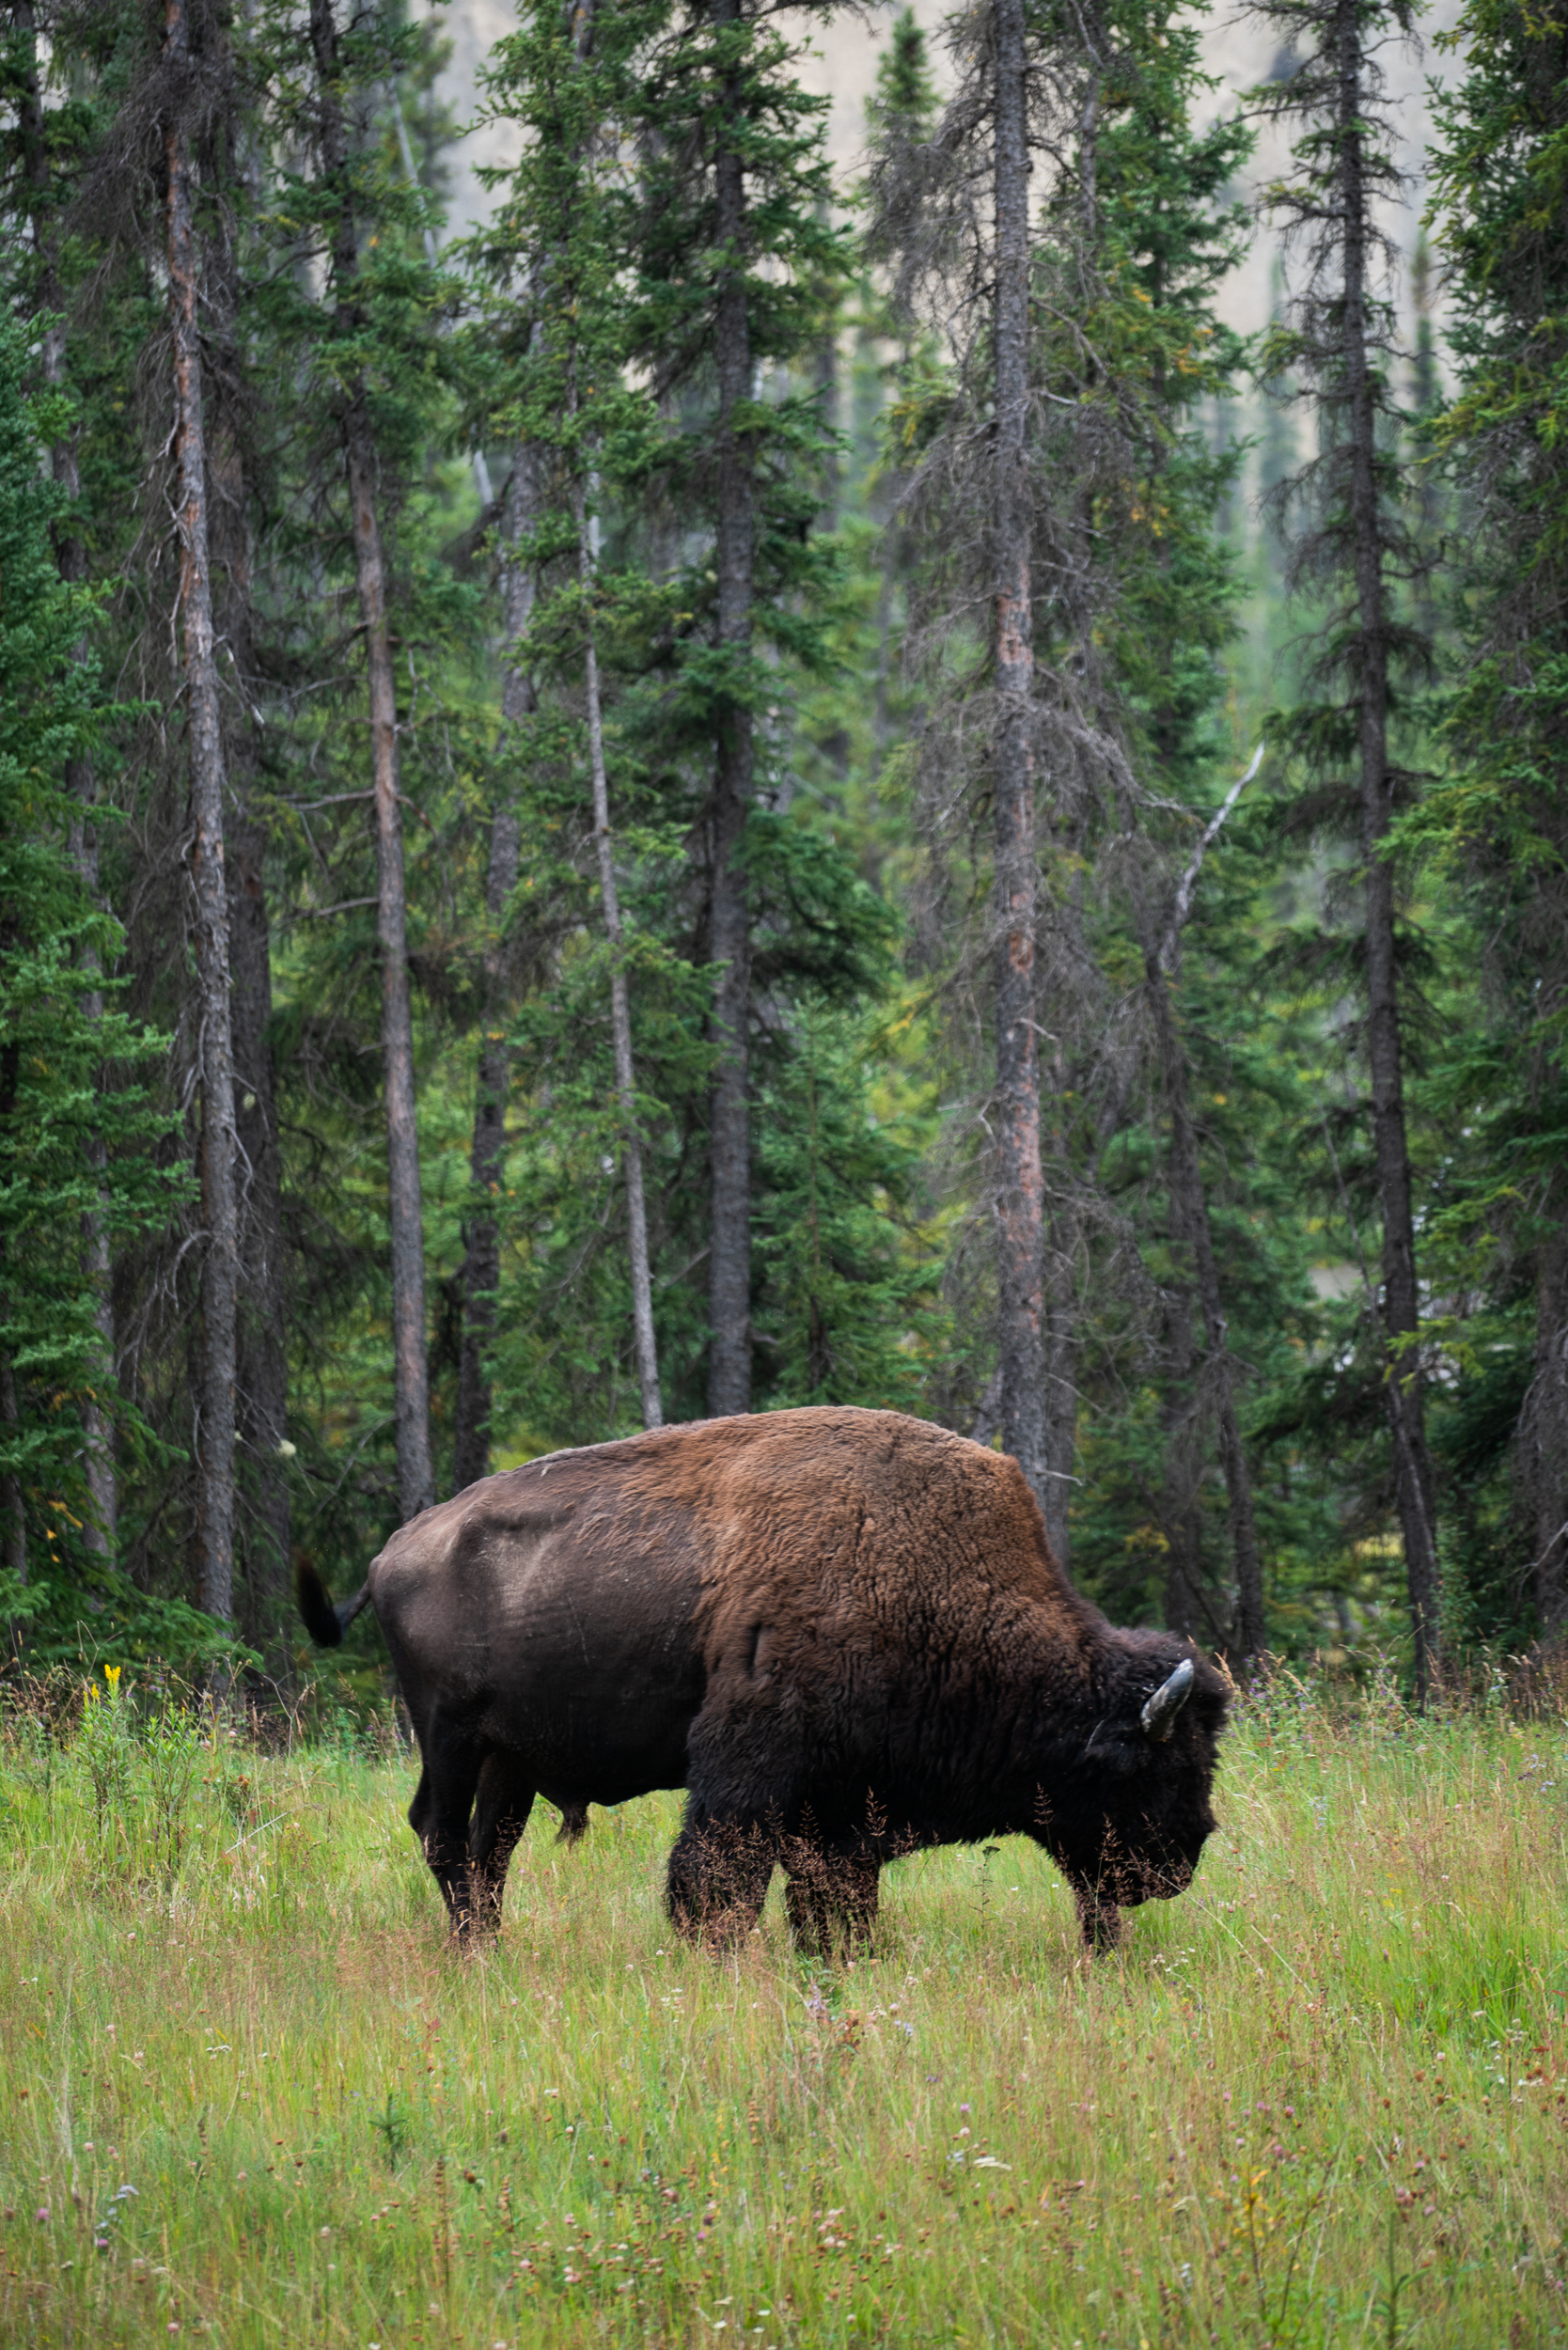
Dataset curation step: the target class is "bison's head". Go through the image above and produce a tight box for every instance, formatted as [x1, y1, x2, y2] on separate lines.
[1043, 1639, 1230, 1923]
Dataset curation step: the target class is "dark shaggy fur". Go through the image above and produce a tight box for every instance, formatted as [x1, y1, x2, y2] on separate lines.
[298, 1407, 1230, 1951]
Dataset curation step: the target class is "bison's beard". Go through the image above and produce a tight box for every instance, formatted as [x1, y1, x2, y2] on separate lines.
[1065, 1817, 1207, 1910]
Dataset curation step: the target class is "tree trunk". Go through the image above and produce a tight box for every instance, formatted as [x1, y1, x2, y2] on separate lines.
[991, 0, 1048, 1508]
[1144, 961, 1266, 1660]
[1126, 756, 1268, 1661]
[1158, 1279, 1201, 1639]
[167, 0, 240, 1621]
[228, 814, 291, 1613]
[454, 807, 517, 1495]
[454, 467, 536, 1492]
[311, 0, 433, 1521]
[70, 809, 118, 1565]
[706, 0, 755, 1418]
[205, 224, 291, 1629]
[350, 415, 432, 1523]
[1338, 0, 1440, 1693]
[1042, 1013, 1077, 1567]
[574, 475, 663, 1430]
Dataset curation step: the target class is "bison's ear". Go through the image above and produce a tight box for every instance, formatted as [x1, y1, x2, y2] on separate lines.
[1140, 1658, 1195, 1742]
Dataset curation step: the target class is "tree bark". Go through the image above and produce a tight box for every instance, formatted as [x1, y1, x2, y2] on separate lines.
[1337, 0, 1440, 1693]
[351, 400, 432, 1523]
[453, 806, 518, 1494]
[228, 814, 291, 1611]
[574, 474, 663, 1429]
[166, 0, 240, 1619]
[69, 807, 118, 1566]
[991, 0, 1048, 1509]
[706, 0, 755, 1418]
[1125, 757, 1267, 1659]
[454, 466, 535, 1493]
[1144, 953, 1266, 1660]
[205, 199, 292, 1628]
[311, 0, 433, 1521]
[1158, 1277, 1201, 1638]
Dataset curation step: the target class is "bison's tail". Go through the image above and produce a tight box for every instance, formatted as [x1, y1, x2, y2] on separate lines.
[296, 1562, 372, 1649]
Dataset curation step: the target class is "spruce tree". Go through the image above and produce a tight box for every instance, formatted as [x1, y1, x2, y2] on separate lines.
[865, 0, 1072, 1523]
[1427, 0, 1568, 1631]
[0, 314, 181, 1616]
[272, 0, 450, 1522]
[162, 0, 243, 1619]
[624, 0, 849, 1416]
[868, 0, 1186, 1548]
[2, 0, 120, 1559]
[1089, 0, 1265, 1655]
[473, 0, 666, 1433]
[1247, 0, 1441, 1692]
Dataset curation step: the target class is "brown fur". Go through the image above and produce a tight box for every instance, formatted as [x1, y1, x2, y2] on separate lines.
[300, 1407, 1230, 1954]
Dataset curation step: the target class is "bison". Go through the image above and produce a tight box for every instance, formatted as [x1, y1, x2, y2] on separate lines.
[298, 1406, 1229, 1952]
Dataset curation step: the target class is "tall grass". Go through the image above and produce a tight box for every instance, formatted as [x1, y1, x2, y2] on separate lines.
[2, 1670, 1566, 2347]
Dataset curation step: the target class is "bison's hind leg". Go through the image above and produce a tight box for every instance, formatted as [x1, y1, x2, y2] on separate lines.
[555, 1802, 589, 1846]
[468, 1753, 537, 1935]
[666, 1809, 775, 1950]
[784, 1843, 881, 1962]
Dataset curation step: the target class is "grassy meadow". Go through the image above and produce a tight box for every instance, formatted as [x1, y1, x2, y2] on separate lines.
[2, 1674, 1567, 2349]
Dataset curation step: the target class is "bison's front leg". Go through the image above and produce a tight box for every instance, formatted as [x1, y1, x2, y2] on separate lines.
[407, 1741, 486, 1941]
[467, 1753, 536, 1936]
[666, 1808, 775, 1950]
[1074, 1888, 1122, 1953]
[783, 1846, 880, 1960]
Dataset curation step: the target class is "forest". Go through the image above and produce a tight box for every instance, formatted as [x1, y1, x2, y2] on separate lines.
[0, 0, 1562, 1695]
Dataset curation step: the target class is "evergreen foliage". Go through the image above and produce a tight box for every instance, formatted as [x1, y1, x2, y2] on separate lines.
[0, 318, 221, 1664]
[0, 0, 1562, 1687]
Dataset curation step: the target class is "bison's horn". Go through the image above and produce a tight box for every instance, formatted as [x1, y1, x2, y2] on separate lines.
[1141, 1657, 1195, 1742]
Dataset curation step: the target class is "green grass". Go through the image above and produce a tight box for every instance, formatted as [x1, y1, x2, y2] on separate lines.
[3, 1679, 1568, 2347]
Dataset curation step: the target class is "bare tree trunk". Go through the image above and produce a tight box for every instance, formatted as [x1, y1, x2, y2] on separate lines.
[453, 806, 517, 1493]
[0, 1366, 23, 1585]
[206, 228, 291, 1626]
[706, 0, 755, 1418]
[1124, 759, 1268, 1659]
[167, 0, 240, 1619]
[1158, 1279, 1201, 1640]
[1144, 959, 1266, 1659]
[991, 0, 1048, 1509]
[228, 815, 291, 1608]
[574, 476, 663, 1430]
[311, 0, 432, 1521]
[70, 807, 118, 1565]
[815, 316, 839, 529]
[1041, 1007, 1077, 1566]
[454, 454, 536, 1490]
[349, 418, 432, 1522]
[1338, 0, 1440, 1693]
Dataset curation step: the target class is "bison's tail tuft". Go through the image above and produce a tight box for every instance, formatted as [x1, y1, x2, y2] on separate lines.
[296, 1562, 370, 1649]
